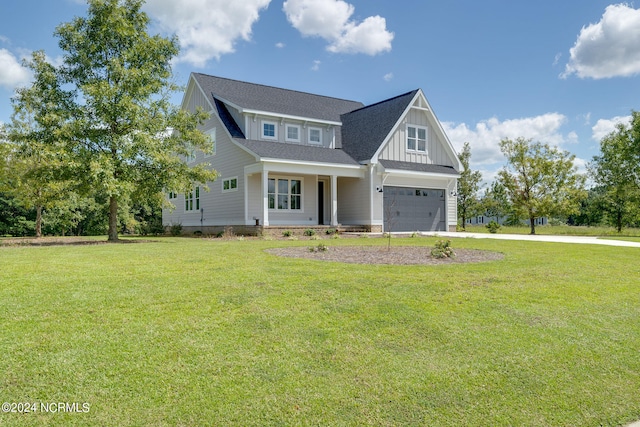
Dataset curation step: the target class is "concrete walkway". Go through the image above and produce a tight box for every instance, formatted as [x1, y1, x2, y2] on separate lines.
[419, 231, 640, 248]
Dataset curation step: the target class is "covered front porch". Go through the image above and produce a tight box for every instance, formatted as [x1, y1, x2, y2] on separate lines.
[243, 160, 365, 227]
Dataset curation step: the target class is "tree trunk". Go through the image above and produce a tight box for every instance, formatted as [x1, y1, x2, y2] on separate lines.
[35, 205, 42, 238]
[108, 196, 119, 241]
[529, 216, 536, 235]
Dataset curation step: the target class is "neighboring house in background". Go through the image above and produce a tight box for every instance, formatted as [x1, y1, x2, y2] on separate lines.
[466, 215, 548, 226]
[163, 73, 462, 233]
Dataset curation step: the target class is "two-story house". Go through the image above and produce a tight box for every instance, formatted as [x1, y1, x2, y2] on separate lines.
[163, 73, 462, 234]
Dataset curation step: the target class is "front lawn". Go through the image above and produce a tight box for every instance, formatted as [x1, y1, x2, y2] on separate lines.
[1, 237, 639, 426]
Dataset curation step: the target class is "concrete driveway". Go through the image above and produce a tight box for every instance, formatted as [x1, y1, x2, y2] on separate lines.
[420, 231, 640, 248]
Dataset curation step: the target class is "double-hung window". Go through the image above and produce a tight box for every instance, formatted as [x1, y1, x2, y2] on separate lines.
[407, 125, 427, 152]
[285, 124, 300, 142]
[308, 127, 322, 145]
[185, 186, 200, 211]
[205, 128, 216, 156]
[268, 178, 302, 210]
[261, 120, 277, 140]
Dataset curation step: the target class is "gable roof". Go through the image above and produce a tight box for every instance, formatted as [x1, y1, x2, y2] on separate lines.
[339, 90, 419, 163]
[192, 73, 364, 124]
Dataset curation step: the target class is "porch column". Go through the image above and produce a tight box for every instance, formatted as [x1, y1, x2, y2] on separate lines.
[330, 174, 338, 226]
[262, 171, 269, 226]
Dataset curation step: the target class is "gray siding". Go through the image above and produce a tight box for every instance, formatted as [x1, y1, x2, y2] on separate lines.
[244, 115, 335, 148]
[379, 109, 454, 167]
[337, 175, 372, 225]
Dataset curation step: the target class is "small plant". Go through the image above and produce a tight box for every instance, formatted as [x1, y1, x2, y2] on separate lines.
[331, 233, 340, 240]
[169, 223, 182, 236]
[325, 228, 338, 235]
[431, 239, 456, 259]
[411, 231, 420, 238]
[304, 228, 316, 237]
[282, 230, 293, 237]
[307, 243, 328, 252]
[486, 221, 501, 234]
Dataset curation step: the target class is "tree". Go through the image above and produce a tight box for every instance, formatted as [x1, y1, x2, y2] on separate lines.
[6, 51, 75, 238]
[497, 137, 586, 234]
[482, 180, 510, 223]
[589, 111, 640, 232]
[456, 142, 483, 230]
[50, 0, 217, 241]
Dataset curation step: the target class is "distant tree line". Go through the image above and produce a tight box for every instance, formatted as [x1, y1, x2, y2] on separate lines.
[457, 112, 640, 234]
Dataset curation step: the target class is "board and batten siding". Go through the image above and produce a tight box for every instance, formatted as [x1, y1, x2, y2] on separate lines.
[379, 109, 454, 167]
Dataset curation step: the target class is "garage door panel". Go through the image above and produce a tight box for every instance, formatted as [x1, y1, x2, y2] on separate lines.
[384, 186, 445, 232]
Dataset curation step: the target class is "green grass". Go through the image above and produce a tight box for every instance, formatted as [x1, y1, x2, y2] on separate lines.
[462, 224, 640, 237]
[1, 236, 639, 426]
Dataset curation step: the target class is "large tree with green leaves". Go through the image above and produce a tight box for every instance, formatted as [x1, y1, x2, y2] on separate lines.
[497, 137, 586, 234]
[6, 51, 76, 238]
[456, 142, 483, 230]
[589, 111, 640, 232]
[482, 180, 510, 223]
[50, 0, 217, 241]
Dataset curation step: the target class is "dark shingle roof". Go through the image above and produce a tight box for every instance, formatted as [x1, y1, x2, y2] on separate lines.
[214, 98, 244, 138]
[340, 90, 419, 163]
[235, 139, 360, 165]
[193, 73, 364, 123]
[379, 160, 459, 175]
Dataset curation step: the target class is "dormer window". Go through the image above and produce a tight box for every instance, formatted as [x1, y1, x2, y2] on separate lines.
[285, 124, 300, 142]
[308, 127, 322, 145]
[261, 120, 278, 140]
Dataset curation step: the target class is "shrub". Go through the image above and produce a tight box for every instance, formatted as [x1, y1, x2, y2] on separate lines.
[308, 243, 328, 252]
[169, 223, 182, 236]
[282, 230, 293, 237]
[304, 228, 316, 237]
[486, 221, 501, 234]
[431, 239, 456, 259]
[325, 228, 338, 235]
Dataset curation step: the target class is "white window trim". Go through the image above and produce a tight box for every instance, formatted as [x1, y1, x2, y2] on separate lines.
[185, 186, 200, 212]
[204, 127, 216, 157]
[222, 176, 238, 193]
[285, 124, 301, 142]
[406, 124, 428, 153]
[261, 120, 278, 140]
[268, 176, 304, 212]
[308, 127, 322, 145]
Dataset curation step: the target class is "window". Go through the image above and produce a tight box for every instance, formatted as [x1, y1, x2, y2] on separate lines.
[308, 127, 322, 144]
[268, 178, 302, 210]
[285, 124, 300, 142]
[223, 177, 238, 192]
[205, 128, 216, 156]
[168, 192, 177, 199]
[185, 186, 200, 211]
[407, 125, 427, 152]
[185, 147, 196, 163]
[261, 120, 277, 140]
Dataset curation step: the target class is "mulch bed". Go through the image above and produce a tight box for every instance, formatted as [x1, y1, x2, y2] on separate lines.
[266, 245, 504, 265]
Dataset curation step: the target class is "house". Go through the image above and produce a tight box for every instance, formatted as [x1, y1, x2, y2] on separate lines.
[163, 73, 462, 234]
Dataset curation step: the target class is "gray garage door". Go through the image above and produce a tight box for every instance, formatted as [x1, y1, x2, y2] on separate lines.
[383, 186, 446, 232]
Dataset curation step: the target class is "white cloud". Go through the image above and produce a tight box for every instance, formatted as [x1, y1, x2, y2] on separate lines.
[144, 0, 271, 67]
[275, 42, 285, 48]
[591, 115, 632, 141]
[283, 0, 393, 55]
[0, 48, 31, 90]
[563, 4, 640, 79]
[383, 72, 393, 82]
[311, 60, 321, 71]
[443, 113, 569, 166]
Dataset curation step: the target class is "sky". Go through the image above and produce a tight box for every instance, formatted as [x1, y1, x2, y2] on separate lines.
[1, 0, 640, 185]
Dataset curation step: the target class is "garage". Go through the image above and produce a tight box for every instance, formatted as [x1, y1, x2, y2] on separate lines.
[383, 186, 446, 232]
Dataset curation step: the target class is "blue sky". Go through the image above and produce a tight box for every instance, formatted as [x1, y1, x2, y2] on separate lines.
[1, 0, 640, 184]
